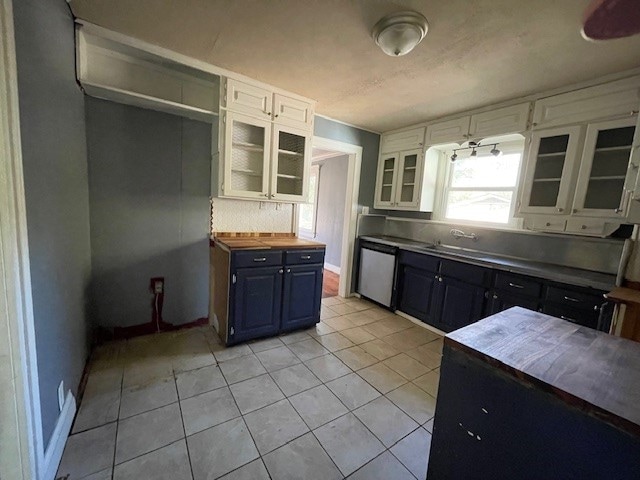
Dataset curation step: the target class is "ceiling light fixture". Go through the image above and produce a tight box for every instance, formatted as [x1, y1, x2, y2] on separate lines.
[372, 11, 429, 56]
[449, 143, 502, 162]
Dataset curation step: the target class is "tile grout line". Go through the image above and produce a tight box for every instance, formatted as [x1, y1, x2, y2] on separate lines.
[172, 371, 196, 480]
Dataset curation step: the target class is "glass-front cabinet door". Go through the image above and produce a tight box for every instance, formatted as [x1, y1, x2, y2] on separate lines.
[270, 124, 310, 202]
[572, 117, 638, 219]
[395, 149, 423, 208]
[519, 126, 582, 215]
[222, 112, 271, 199]
[374, 153, 399, 208]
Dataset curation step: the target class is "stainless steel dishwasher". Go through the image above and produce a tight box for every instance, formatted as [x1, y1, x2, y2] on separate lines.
[357, 240, 398, 308]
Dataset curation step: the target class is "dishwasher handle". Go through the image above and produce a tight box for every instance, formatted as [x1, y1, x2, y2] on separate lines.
[360, 240, 398, 256]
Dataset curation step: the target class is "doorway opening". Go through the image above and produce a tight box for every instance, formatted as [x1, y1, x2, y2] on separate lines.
[295, 137, 362, 299]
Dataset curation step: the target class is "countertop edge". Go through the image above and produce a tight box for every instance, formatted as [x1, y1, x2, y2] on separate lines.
[359, 235, 616, 291]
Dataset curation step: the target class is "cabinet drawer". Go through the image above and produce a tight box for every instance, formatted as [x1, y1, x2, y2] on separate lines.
[541, 304, 599, 330]
[544, 286, 603, 312]
[233, 250, 283, 268]
[565, 218, 608, 236]
[285, 249, 324, 265]
[381, 127, 425, 153]
[494, 272, 542, 298]
[440, 259, 491, 286]
[523, 217, 567, 232]
[399, 250, 440, 273]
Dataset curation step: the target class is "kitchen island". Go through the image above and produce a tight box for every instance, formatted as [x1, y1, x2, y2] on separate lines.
[428, 307, 640, 479]
[210, 234, 326, 345]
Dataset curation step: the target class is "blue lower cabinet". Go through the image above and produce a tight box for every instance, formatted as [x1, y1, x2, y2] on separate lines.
[487, 290, 540, 316]
[231, 266, 283, 344]
[281, 264, 323, 332]
[398, 264, 439, 323]
[435, 276, 486, 332]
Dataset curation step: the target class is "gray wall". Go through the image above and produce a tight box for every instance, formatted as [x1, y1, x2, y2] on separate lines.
[86, 98, 211, 328]
[313, 116, 430, 220]
[315, 155, 348, 266]
[13, 0, 92, 447]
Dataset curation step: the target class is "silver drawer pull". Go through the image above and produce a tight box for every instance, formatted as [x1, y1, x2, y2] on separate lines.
[508, 282, 524, 289]
[560, 315, 577, 324]
[253, 257, 267, 262]
[301, 255, 311, 260]
[563, 296, 580, 303]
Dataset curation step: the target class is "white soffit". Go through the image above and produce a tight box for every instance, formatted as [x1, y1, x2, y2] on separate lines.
[70, 0, 640, 132]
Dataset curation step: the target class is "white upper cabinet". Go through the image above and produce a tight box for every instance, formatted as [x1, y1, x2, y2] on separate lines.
[425, 103, 531, 146]
[222, 112, 271, 199]
[224, 79, 272, 119]
[373, 132, 438, 212]
[218, 77, 315, 202]
[468, 103, 531, 140]
[273, 94, 314, 129]
[532, 77, 640, 129]
[223, 78, 314, 130]
[518, 126, 583, 216]
[425, 117, 471, 145]
[571, 116, 638, 219]
[380, 127, 425, 153]
[269, 124, 311, 202]
[374, 153, 400, 208]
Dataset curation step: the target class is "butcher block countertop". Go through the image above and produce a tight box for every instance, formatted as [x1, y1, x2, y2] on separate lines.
[447, 307, 640, 436]
[212, 234, 325, 250]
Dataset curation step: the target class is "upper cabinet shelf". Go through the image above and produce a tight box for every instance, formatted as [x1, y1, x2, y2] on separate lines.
[76, 25, 219, 122]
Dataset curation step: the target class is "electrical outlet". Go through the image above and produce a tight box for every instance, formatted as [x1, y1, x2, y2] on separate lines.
[150, 277, 164, 294]
[57, 381, 65, 412]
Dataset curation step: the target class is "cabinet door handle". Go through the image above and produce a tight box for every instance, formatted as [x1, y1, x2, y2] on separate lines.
[301, 255, 311, 260]
[279, 269, 283, 274]
[560, 315, 577, 324]
[438, 276, 443, 282]
[253, 257, 267, 262]
[563, 296, 580, 303]
[286, 268, 291, 273]
[508, 282, 524, 289]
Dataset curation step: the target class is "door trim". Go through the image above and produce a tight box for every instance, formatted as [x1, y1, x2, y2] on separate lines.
[0, 0, 42, 478]
[299, 136, 363, 298]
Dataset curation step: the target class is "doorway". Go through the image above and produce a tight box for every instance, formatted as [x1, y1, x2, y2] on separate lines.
[296, 137, 362, 299]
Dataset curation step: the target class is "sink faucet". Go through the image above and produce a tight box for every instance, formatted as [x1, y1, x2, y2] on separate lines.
[450, 229, 478, 241]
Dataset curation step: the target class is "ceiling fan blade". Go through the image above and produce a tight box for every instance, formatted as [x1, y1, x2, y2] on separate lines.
[582, 0, 640, 40]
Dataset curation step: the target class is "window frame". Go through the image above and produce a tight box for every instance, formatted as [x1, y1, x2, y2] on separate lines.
[298, 164, 320, 237]
[434, 140, 525, 229]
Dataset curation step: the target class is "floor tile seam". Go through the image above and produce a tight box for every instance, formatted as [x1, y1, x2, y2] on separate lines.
[344, 448, 418, 480]
[348, 394, 422, 450]
[177, 381, 230, 402]
[382, 389, 436, 426]
[172, 375, 197, 480]
[353, 368, 409, 396]
[112, 437, 188, 471]
[388, 439, 424, 480]
[219, 379, 264, 477]
[110, 363, 126, 480]
[287, 387, 351, 431]
[117, 399, 181, 421]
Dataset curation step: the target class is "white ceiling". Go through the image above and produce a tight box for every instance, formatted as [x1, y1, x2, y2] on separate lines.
[70, 0, 640, 132]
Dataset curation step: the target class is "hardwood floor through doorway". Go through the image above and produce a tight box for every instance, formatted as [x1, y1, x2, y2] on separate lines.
[322, 269, 339, 298]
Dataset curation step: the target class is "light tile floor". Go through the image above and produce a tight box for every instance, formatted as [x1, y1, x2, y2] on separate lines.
[57, 296, 442, 480]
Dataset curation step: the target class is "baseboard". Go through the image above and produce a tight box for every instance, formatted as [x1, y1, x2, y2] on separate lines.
[324, 262, 341, 275]
[395, 310, 446, 336]
[42, 391, 76, 480]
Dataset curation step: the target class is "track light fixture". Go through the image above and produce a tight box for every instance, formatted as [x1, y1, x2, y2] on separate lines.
[450, 142, 502, 162]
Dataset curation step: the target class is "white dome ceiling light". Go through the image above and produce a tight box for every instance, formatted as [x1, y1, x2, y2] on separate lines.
[372, 11, 429, 57]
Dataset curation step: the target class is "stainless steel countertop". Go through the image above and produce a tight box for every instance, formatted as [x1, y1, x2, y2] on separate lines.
[359, 235, 616, 291]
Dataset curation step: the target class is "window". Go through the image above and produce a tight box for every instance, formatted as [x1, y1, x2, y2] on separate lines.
[298, 165, 320, 236]
[439, 141, 524, 227]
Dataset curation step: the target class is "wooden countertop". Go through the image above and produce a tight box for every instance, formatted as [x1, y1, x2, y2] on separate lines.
[446, 307, 640, 436]
[213, 236, 325, 250]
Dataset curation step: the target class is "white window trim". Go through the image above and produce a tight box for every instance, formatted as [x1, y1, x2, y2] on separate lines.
[298, 164, 320, 237]
[433, 140, 525, 229]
